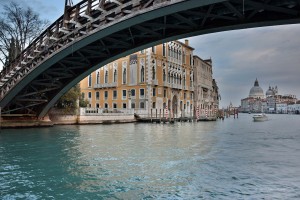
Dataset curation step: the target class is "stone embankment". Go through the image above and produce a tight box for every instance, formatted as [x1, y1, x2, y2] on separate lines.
[0, 108, 218, 128]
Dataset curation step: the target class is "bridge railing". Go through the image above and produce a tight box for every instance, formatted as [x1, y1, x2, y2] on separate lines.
[0, 0, 171, 94]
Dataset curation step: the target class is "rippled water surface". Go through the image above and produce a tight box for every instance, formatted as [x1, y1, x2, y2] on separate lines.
[1, 114, 300, 199]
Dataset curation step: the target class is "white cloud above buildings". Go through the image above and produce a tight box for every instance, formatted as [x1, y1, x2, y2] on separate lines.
[187, 24, 300, 107]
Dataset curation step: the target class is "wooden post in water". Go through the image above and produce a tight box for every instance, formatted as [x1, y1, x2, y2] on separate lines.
[159, 109, 161, 123]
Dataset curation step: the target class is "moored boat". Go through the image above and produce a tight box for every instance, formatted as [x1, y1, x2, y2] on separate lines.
[253, 113, 268, 122]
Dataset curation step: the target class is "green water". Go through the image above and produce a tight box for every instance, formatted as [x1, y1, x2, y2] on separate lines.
[1, 114, 300, 199]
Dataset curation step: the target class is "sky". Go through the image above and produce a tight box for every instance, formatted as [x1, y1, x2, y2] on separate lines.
[1, 0, 300, 108]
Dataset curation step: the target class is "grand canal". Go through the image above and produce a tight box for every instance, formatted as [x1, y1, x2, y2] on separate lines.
[1, 114, 300, 199]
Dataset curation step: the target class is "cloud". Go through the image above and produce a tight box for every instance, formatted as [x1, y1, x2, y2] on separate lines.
[187, 24, 300, 107]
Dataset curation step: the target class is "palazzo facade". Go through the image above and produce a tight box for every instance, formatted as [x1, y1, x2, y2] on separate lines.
[80, 40, 196, 117]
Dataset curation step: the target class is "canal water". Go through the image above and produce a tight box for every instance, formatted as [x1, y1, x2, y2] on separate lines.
[1, 114, 300, 199]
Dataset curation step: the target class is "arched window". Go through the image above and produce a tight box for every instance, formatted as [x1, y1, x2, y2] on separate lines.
[179, 51, 181, 61]
[141, 66, 145, 82]
[96, 72, 100, 84]
[152, 66, 155, 80]
[113, 69, 117, 83]
[163, 69, 166, 81]
[105, 71, 108, 83]
[123, 68, 126, 84]
[88, 74, 92, 87]
[140, 102, 145, 109]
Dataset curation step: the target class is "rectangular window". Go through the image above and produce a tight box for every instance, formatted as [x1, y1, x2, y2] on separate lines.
[131, 89, 135, 97]
[96, 91, 100, 100]
[88, 92, 92, 99]
[164, 89, 167, 98]
[158, 88, 162, 95]
[122, 90, 127, 99]
[113, 103, 117, 109]
[152, 102, 156, 108]
[113, 90, 117, 100]
[163, 43, 166, 57]
[96, 103, 99, 108]
[184, 92, 186, 99]
[140, 88, 145, 98]
[152, 46, 155, 53]
[131, 103, 135, 109]
[123, 103, 127, 108]
[104, 91, 108, 100]
[105, 103, 108, 108]
[88, 75, 92, 87]
[152, 88, 156, 96]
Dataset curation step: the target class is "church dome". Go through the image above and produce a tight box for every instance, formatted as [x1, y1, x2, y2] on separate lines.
[266, 86, 274, 96]
[249, 78, 264, 99]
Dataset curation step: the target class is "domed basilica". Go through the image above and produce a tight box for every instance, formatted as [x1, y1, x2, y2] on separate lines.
[240, 78, 298, 113]
[249, 78, 264, 99]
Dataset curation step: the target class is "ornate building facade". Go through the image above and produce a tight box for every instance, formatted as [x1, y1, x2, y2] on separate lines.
[79, 40, 219, 118]
[193, 56, 219, 118]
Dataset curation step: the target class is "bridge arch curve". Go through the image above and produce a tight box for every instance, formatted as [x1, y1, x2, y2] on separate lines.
[0, 0, 299, 117]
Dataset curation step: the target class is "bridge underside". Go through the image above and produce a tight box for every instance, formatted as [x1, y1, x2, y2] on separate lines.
[0, 0, 299, 118]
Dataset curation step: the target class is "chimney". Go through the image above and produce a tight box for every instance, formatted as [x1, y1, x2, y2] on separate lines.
[185, 39, 189, 46]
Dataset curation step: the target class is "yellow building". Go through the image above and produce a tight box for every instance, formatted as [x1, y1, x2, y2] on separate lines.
[80, 40, 195, 117]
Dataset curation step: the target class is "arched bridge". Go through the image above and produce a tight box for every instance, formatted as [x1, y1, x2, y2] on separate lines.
[0, 0, 299, 118]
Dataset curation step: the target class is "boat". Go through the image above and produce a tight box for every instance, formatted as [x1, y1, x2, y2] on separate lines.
[253, 113, 268, 122]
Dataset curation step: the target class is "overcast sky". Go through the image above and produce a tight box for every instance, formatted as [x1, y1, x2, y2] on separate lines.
[1, 0, 300, 108]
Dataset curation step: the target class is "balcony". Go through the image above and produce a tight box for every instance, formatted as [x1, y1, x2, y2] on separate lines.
[169, 83, 182, 90]
[163, 81, 169, 87]
[94, 82, 117, 88]
[151, 79, 158, 86]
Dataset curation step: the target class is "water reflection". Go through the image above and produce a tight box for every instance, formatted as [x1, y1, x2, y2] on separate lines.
[63, 123, 219, 198]
[1, 115, 300, 199]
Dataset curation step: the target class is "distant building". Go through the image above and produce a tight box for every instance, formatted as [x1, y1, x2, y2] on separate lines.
[240, 79, 298, 113]
[249, 78, 264, 99]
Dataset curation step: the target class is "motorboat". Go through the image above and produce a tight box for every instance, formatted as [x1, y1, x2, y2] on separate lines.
[253, 113, 268, 122]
